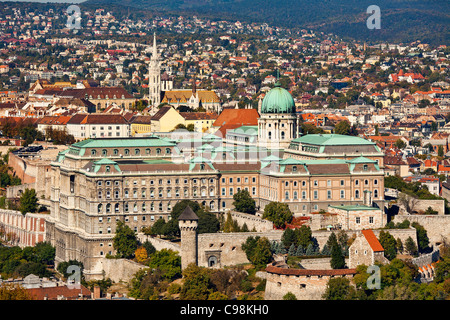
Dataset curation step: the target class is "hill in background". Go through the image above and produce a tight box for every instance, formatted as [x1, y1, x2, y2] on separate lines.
[85, 0, 450, 45]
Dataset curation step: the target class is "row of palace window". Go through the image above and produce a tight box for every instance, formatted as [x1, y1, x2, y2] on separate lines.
[90, 147, 172, 157]
[281, 179, 379, 187]
[262, 178, 379, 187]
[97, 200, 216, 214]
[97, 177, 216, 187]
[282, 189, 379, 200]
[98, 187, 216, 199]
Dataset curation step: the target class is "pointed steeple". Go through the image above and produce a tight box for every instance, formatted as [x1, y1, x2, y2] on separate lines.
[152, 32, 157, 58]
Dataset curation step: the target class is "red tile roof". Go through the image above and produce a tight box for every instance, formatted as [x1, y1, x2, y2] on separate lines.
[213, 109, 259, 127]
[266, 265, 357, 276]
[361, 229, 384, 252]
[27, 285, 91, 300]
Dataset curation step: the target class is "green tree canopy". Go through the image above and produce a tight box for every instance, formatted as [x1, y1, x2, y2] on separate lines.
[113, 221, 138, 259]
[262, 202, 293, 228]
[19, 188, 38, 215]
[232, 189, 256, 214]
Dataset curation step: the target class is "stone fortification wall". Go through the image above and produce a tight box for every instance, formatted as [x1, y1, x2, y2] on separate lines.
[264, 264, 356, 300]
[227, 210, 274, 232]
[392, 215, 450, 245]
[197, 231, 283, 268]
[138, 234, 180, 253]
[0, 209, 47, 247]
[95, 258, 145, 283]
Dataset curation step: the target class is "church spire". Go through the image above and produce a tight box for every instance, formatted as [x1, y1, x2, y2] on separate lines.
[152, 32, 157, 58]
[148, 32, 161, 107]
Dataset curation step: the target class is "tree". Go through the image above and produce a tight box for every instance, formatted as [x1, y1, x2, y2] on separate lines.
[334, 120, 351, 135]
[232, 189, 256, 214]
[438, 145, 444, 157]
[281, 228, 298, 249]
[148, 249, 181, 281]
[395, 139, 406, 150]
[262, 202, 293, 228]
[19, 188, 38, 215]
[241, 236, 273, 269]
[322, 277, 356, 300]
[0, 284, 33, 300]
[283, 292, 297, 300]
[330, 244, 346, 269]
[411, 222, 430, 253]
[297, 225, 314, 249]
[33, 241, 55, 266]
[405, 237, 418, 256]
[113, 221, 138, 259]
[180, 264, 214, 300]
[135, 247, 148, 264]
[397, 193, 418, 214]
[378, 231, 397, 260]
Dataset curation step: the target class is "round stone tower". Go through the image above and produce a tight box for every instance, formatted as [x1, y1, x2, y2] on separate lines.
[178, 206, 199, 270]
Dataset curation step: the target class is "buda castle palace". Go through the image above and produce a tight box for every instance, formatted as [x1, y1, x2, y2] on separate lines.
[41, 35, 385, 279]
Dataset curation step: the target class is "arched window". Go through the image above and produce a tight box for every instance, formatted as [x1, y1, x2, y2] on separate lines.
[156, 148, 161, 155]
[106, 203, 111, 213]
[292, 166, 297, 172]
[115, 203, 120, 213]
[124, 149, 130, 155]
[355, 190, 360, 199]
[374, 189, 378, 198]
[135, 149, 140, 155]
[145, 148, 151, 155]
[165, 148, 171, 155]
[97, 204, 102, 213]
[210, 201, 215, 210]
[91, 149, 97, 156]
[102, 149, 107, 156]
[159, 202, 163, 211]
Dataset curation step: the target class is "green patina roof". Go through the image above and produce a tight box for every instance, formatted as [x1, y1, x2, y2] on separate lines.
[72, 137, 176, 148]
[261, 84, 296, 114]
[189, 156, 215, 171]
[94, 158, 119, 165]
[57, 148, 70, 162]
[93, 158, 121, 173]
[345, 156, 377, 163]
[228, 125, 259, 135]
[261, 154, 283, 162]
[292, 134, 375, 146]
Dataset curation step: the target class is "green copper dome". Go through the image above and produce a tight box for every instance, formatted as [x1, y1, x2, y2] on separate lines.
[261, 83, 295, 114]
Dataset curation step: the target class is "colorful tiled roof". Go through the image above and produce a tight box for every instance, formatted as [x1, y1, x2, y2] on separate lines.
[361, 229, 384, 252]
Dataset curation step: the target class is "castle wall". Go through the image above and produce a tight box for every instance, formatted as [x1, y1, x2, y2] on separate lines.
[392, 215, 450, 245]
[94, 258, 145, 283]
[264, 265, 356, 300]
[197, 231, 283, 268]
[0, 209, 46, 247]
[227, 210, 274, 232]
[138, 234, 180, 253]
